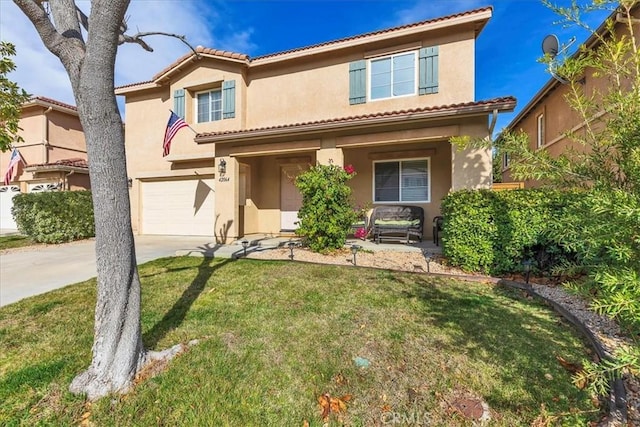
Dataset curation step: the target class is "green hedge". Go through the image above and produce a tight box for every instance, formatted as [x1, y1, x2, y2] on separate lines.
[12, 191, 95, 243]
[440, 189, 579, 274]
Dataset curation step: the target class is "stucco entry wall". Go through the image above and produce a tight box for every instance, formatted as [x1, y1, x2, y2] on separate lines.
[451, 120, 492, 190]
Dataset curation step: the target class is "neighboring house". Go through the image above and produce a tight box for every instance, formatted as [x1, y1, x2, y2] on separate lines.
[501, 4, 639, 186]
[116, 6, 515, 242]
[0, 97, 90, 230]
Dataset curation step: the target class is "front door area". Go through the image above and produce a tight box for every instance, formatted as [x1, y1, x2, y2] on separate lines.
[280, 165, 304, 231]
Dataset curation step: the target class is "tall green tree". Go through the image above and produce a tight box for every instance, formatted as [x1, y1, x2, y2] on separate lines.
[491, 0, 640, 396]
[0, 41, 30, 151]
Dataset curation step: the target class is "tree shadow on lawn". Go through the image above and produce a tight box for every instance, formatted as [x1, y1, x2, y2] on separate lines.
[143, 257, 232, 349]
[400, 276, 591, 413]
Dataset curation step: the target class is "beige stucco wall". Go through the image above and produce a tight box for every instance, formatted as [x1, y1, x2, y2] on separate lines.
[119, 13, 496, 240]
[246, 31, 476, 129]
[0, 105, 87, 188]
[47, 110, 86, 155]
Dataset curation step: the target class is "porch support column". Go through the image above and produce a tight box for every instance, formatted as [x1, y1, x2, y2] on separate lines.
[316, 137, 344, 166]
[214, 155, 240, 243]
[450, 144, 492, 190]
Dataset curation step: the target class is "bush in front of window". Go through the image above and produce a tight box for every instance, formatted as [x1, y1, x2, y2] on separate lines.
[295, 164, 358, 253]
[12, 190, 95, 243]
[440, 188, 579, 275]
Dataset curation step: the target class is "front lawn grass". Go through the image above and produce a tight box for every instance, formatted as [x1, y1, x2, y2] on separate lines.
[0, 257, 599, 425]
[0, 234, 37, 251]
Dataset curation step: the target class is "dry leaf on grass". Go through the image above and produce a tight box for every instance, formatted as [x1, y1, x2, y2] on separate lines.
[318, 393, 352, 421]
[555, 355, 583, 373]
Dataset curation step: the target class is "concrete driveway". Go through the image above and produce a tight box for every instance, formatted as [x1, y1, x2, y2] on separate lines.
[0, 235, 218, 307]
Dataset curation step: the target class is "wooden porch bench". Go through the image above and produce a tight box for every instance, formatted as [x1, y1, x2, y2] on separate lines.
[370, 205, 424, 244]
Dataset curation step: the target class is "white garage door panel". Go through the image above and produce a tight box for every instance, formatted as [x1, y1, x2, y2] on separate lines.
[141, 178, 215, 236]
[0, 186, 21, 230]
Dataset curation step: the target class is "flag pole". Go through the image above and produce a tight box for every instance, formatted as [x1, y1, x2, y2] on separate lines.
[169, 109, 198, 134]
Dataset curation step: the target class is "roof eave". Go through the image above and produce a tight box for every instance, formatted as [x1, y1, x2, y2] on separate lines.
[23, 99, 78, 116]
[25, 165, 89, 173]
[115, 81, 161, 95]
[252, 9, 492, 66]
[195, 99, 515, 144]
[153, 53, 249, 84]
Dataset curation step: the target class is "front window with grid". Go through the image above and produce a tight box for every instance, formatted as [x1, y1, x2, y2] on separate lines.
[374, 159, 430, 203]
[370, 51, 416, 100]
[197, 89, 222, 123]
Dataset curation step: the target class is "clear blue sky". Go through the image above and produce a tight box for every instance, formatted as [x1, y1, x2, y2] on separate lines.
[1, 0, 612, 135]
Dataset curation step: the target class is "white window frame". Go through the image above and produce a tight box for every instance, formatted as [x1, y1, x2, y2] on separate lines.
[536, 113, 545, 148]
[372, 158, 431, 204]
[195, 88, 222, 123]
[368, 51, 418, 101]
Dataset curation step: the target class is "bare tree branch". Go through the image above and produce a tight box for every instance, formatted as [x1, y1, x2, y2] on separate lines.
[118, 31, 199, 56]
[13, 0, 68, 57]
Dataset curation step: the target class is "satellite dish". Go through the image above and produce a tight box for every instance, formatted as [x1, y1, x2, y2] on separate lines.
[542, 34, 560, 58]
[541, 35, 577, 84]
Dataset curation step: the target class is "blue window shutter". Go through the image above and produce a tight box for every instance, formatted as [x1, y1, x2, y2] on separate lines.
[223, 80, 236, 119]
[349, 60, 366, 105]
[419, 46, 439, 95]
[173, 89, 185, 118]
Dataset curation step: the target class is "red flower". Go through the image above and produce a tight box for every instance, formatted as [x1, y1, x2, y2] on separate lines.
[344, 164, 355, 175]
[354, 227, 367, 239]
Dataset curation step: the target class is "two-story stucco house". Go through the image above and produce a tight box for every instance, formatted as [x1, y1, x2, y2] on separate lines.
[501, 4, 639, 187]
[0, 96, 90, 230]
[116, 6, 515, 242]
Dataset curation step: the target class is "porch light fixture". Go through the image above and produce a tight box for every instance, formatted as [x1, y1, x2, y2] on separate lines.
[522, 259, 533, 284]
[241, 240, 249, 257]
[218, 158, 226, 175]
[127, 177, 133, 188]
[350, 244, 361, 266]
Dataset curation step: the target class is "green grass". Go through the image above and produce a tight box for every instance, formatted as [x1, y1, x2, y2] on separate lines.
[0, 235, 37, 250]
[0, 257, 600, 426]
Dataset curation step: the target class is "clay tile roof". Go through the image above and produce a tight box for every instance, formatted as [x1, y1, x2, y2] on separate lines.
[150, 46, 250, 82]
[27, 158, 88, 169]
[253, 6, 493, 61]
[115, 80, 155, 90]
[194, 46, 249, 60]
[28, 96, 77, 111]
[197, 96, 516, 138]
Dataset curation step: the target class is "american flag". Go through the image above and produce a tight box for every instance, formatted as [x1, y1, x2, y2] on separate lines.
[163, 111, 189, 157]
[3, 148, 23, 186]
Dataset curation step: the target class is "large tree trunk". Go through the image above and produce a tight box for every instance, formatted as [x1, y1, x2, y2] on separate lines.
[68, 17, 145, 399]
[15, 0, 147, 400]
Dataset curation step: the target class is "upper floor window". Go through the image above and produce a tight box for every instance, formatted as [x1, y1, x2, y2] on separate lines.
[503, 153, 510, 169]
[349, 47, 438, 105]
[536, 113, 545, 148]
[196, 89, 222, 123]
[370, 52, 417, 100]
[374, 158, 430, 203]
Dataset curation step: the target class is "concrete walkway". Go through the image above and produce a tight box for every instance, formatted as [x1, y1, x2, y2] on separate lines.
[0, 235, 217, 307]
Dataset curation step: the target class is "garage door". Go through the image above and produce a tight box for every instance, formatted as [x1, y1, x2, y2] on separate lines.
[0, 185, 21, 230]
[141, 178, 215, 236]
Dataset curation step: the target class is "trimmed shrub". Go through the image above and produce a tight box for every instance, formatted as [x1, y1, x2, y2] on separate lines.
[12, 191, 95, 243]
[440, 189, 579, 274]
[295, 163, 358, 253]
